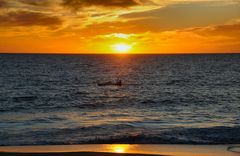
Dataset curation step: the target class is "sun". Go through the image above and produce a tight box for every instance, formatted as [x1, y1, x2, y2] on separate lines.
[113, 43, 132, 53]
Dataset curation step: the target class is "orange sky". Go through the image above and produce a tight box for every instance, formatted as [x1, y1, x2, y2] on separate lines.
[0, 0, 240, 54]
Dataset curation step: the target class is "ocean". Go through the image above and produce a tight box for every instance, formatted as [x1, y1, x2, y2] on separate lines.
[0, 54, 240, 146]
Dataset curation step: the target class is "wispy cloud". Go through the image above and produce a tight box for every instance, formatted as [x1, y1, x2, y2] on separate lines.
[120, 1, 240, 31]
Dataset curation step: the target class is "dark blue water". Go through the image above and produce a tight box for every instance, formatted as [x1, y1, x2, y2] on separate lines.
[0, 54, 240, 145]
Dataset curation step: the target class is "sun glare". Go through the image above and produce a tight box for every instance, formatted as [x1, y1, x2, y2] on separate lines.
[110, 145, 130, 153]
[113, 43, 131, 53]
[115, 148, 125, 153]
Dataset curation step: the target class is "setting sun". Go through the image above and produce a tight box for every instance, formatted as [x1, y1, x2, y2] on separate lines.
[113, 43, 132, 53]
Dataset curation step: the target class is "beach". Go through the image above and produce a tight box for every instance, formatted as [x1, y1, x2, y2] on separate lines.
[0, 152, 160, 156]
[0, 144, 240, 156]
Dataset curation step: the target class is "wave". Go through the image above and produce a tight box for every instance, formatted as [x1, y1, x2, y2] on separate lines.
[12, 96, 38, 102]
[1, 126, 240, 146]
[85, 126, 240, 144]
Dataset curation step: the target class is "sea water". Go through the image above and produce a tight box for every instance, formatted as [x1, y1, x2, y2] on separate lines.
[0, 54, 240, 145]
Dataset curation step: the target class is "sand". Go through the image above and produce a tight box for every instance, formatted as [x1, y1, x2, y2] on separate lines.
[0, 152, 161, 156]
[0, 144, 239, 156]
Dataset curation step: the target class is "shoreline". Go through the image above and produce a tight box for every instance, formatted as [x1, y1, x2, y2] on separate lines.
[0, 144, 239, 156]
[0, 152, 161, 156]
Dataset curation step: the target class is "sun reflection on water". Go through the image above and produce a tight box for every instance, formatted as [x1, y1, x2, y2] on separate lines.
[109, 144, 130, 153]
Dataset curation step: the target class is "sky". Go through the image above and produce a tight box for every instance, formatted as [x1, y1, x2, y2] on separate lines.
[0, 0, 240, 54]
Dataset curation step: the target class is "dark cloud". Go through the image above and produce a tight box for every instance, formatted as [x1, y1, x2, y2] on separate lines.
[62, 0, 144, 9]
[19, 0, 51, 6]
[0, 0, 7, 8]
[0, 11, 62, 28]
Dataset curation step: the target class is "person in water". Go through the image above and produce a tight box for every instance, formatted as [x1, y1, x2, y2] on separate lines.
[97, 78, 122, 86]
[116, 78, 122, 86]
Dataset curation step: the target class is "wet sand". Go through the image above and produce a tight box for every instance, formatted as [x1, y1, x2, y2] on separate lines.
[0, 144, 239, 156]
[0, 152, 161, 156]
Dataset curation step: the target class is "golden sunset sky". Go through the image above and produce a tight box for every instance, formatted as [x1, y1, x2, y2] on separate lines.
[0, 0, 240, 54]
